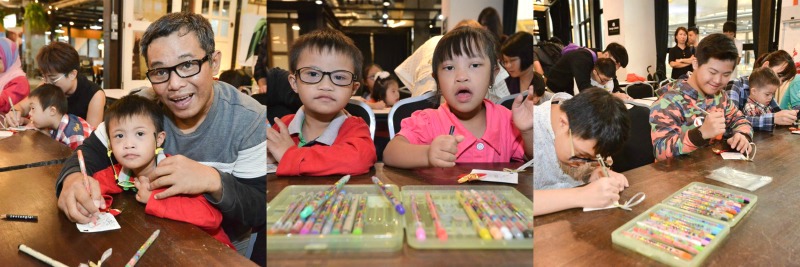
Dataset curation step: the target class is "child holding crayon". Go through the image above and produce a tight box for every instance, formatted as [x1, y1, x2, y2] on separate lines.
[383, 26, 533, 168]
[267, 29, 377, 176]
[92, 95, 233, 248]
[26, 84, 92, 150]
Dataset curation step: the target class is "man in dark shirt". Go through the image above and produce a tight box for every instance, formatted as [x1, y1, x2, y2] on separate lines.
[545, 43, 629, 95]
[251, 67, 303, 125]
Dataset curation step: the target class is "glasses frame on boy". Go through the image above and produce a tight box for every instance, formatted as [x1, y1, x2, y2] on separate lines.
[568, 128, 602, 164]
[294, 67, 357, 86]
[145, 54, 211, 84]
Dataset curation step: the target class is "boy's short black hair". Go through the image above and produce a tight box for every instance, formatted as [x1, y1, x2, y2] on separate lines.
[289, 28, 363, 80]
[218, 69, 253, 89]
[431, 26, 499, 87]
[687, 27, 699, 35]
[104, 95, 165, 136]
[604, 43, 628, 68]
[533, 72, 546, 97]
[749, 67, 780, 89]
[372, 73, 399, 102]
[723, 21, 737, 33]
[29, 84, 67, 115]
[594, 58, 616, 78]
[501, 32, 534, 71]
[695, 33, 739, 66]
[561, 88, 630, 157]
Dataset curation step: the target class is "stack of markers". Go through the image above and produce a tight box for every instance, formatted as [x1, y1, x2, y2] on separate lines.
[664, 184, 751, 222]
[267, 175, 371, 236]
[622, 207, 725, 261]
[451, 190, 533, 240]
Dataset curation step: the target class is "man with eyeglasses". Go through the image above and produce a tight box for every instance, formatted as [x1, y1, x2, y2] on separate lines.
[54, 13, 266, 264]
[545, 42, 629, 96]
[533, 88, 631, 216]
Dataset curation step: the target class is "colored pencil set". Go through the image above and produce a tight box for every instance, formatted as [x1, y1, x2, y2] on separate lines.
[268, 175, 374, 236]
[622, 207, 725, 260]
[664, 184, 751, 222]
[452, 190, 533, 240]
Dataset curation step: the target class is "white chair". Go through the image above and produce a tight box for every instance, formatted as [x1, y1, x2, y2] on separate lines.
[344, 99, 376, 140]
[388, 91, 437, 139]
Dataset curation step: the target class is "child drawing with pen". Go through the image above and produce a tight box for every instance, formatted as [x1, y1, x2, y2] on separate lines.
[91, 95, 233, 248]
[382, 26, 533, 168]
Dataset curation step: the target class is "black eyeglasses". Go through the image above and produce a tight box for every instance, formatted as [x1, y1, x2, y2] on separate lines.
[568, 128, 597, 164]
[294, 67, 357, 86]
[145, 55, 210, 84]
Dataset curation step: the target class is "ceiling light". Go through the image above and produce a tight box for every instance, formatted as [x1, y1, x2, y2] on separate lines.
[69, 21, 74, 26]
[383, 1, 390, 6]
[315, 0, 322, 5]
[382, 13, 389, 19]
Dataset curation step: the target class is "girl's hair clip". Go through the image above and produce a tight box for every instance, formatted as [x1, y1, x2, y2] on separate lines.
[376, 71, 391, 80]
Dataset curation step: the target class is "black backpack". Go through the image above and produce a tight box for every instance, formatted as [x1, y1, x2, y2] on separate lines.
[534, 41, 564, 76]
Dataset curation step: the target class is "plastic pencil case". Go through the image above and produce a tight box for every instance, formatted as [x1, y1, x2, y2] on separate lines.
[661, 182, 758, 227]
[612, 204, 732, 267]
[401, 185, 533, 249]
[266, 185, 404, 252]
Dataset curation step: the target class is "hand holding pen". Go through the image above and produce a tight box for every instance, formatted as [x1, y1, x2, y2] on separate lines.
[428, 125, 464, 168]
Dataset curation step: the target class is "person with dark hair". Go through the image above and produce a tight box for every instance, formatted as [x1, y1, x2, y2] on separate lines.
[92, 94, 235, 250]
[532, 72, 551, 105]
[650, 33, 752, 160]
[257, 66, 303, 125]
[546, 42, 629, 95]
[27, 84, 91, 150]
[741, 67, 781, 118]
[5, 41, 104, 127]
[669, 27, 694, 79]
[533, 88, 631, 216]
[723, 21, 743, 57]
[268, 28, 376, 176]
[687, 27, 700, 54]
[384, 26, 532, 168]
[55, 13, 266, 264]
[728, 50, 798, 131]
[369, 71, 401, 108]
[0, 37, 28, 115]
[218, 69, 254, 94]
[502, 32, 533, 95]
[355, 63, 382, 101]
[477, 7, 506, 44]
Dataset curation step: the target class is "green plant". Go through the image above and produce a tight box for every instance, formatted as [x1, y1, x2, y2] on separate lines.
[24, 3, 48, 33]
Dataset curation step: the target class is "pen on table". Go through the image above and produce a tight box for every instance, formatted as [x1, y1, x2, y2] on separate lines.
[371, 176, 405, 215]
[449, 125, 455, 136]
[77, 150, 98, 225]
[125, 229, 160, 267]
[2, 214, 38, 222]
[18, 244, 69, 267]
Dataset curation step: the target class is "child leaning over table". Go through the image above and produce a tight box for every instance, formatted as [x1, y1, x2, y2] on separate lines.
[267, 28, 377, 176]
[533, 88, 631, 215]
[92, 95, 233, 249]
[26, 84, 91, 150]
[382, 26, 533, 169]
[650, 33, 753, 161]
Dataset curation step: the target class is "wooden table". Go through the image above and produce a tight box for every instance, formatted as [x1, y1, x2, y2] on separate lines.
[267, 163, 533, 266]
[534, 127, 800, 266]
[0, 165, 255, 266]
[0, 130, 72, 171]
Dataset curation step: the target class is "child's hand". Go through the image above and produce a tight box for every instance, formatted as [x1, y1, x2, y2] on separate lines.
[774, 110, 799, 125]
[428, 134, 464, 167]
[512, 85, 534, 132]
[4, 110, 22, 127]
[580, 177, 623, 208]
[698, 109, 725, 139]
[588, 167, 629, 192]
[134, 176, 152, 204]
[267, 118, 295, 162]
[727, 132, 751, 155]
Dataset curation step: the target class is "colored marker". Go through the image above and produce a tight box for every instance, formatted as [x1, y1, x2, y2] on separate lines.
[482, 192, 523, 239]
[456, 191, 491, 240]
[281, 193, 313, 234]
[322, 192, 346, 234]
[371, 176, 405, 215]
[125, 229, 160, 267]
[331, 194, 352, 235]
[268, 192, 306, 234]
[410, 194, 426, 240]
[2, 214, 38, 222]
[352, 193, 368, 235]
[425, 192, 447, 241]
[310, 194, 336, 234]
[469, 190, 510, 240]
[299, 175, 350, 220]
[342, 195, 360, 234]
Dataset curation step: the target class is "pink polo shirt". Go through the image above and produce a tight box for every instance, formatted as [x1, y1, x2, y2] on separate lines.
[397, 99, 525, 163]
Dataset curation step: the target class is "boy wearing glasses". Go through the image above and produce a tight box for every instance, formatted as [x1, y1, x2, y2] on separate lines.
[55, 13, 266, 262]
[533, 88, 631, 216]
[267, 28, 377, 176]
